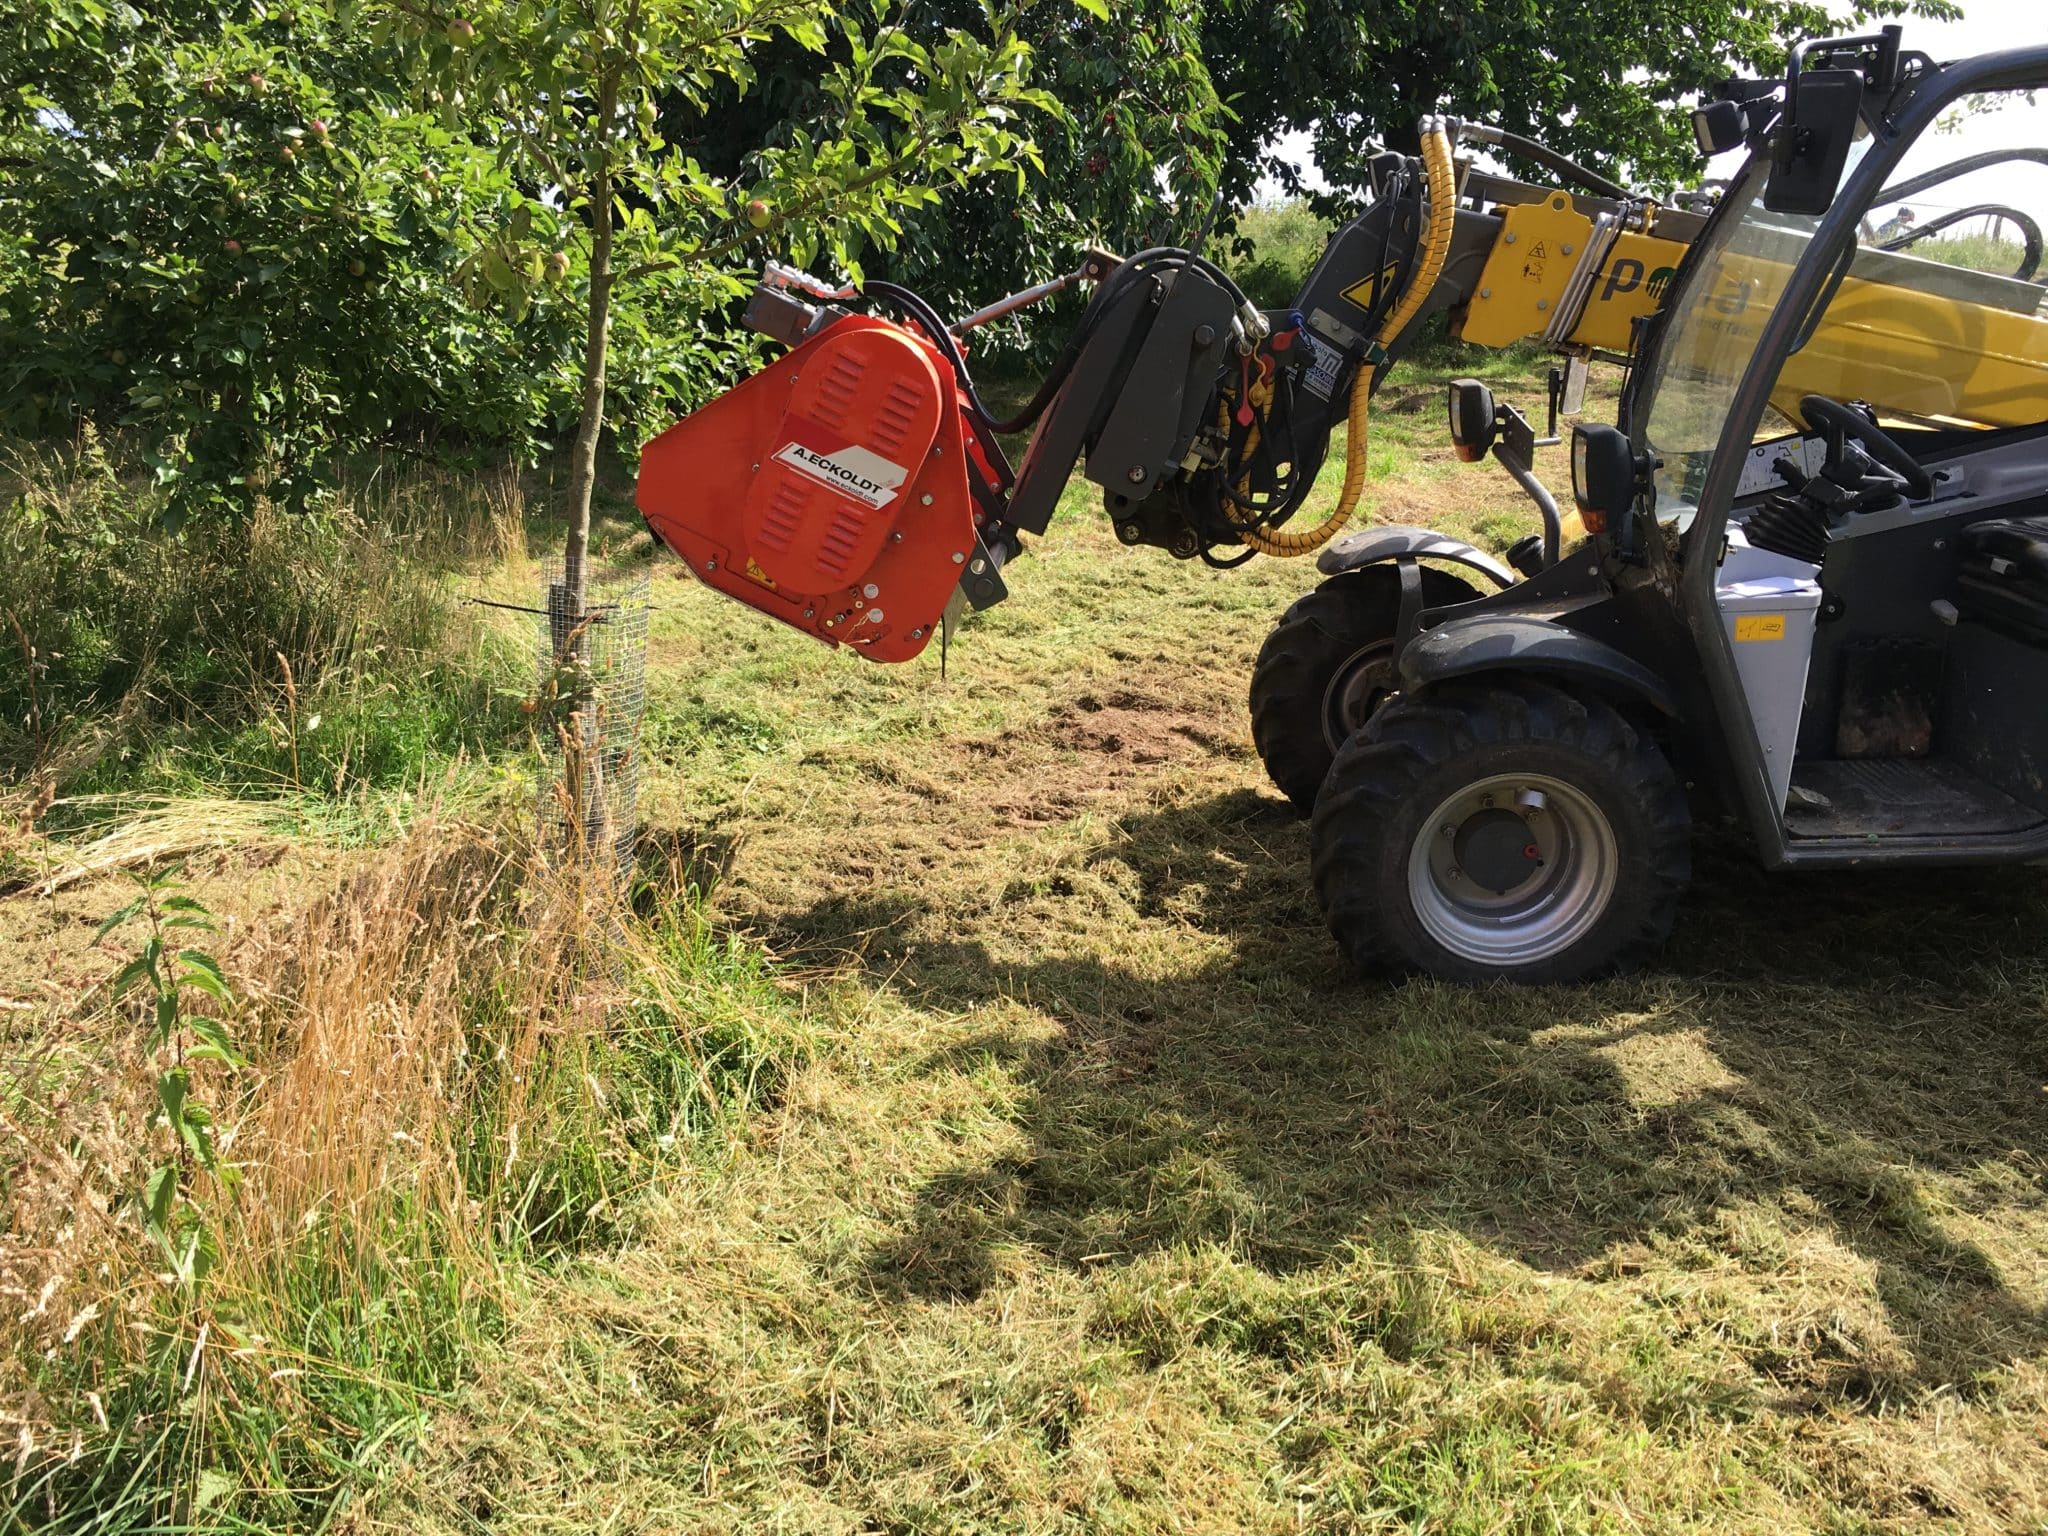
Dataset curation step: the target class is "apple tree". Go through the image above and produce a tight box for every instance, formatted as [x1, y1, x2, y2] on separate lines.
[0, 0, 577, 512]
[665, 0, 1230, 364]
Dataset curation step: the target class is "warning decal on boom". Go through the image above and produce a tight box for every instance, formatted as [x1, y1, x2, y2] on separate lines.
[1339, 262, 1404, 314]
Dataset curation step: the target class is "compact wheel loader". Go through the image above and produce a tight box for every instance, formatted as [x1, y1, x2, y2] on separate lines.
[639, 26, 2048, 984]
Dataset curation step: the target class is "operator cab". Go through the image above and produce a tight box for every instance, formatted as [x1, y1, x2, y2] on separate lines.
[1638, 43, 2048, 854]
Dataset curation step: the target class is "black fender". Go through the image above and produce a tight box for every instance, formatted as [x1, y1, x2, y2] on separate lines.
[1316, 525, 1517, 590]
[1397, 614, 1680, 717]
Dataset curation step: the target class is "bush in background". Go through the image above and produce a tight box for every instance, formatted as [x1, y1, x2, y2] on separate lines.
[1, 4, 572, 509]
[1218, 199, 1335, 310]
[0, 1, 755, 514]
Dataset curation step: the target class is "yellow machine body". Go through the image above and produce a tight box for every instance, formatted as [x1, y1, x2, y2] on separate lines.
[1453, 186, 2048, 432]
[1454, 196, 1688, 351]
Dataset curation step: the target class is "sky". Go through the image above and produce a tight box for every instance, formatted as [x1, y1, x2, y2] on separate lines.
[1254, 0, 2048, 207]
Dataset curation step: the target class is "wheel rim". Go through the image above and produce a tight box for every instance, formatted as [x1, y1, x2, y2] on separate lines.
[1320, 641, 1397, 753]
[1406, 772, 1619, 966]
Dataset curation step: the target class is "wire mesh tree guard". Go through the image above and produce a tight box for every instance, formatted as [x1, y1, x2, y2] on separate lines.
[534, 561, 648, 876]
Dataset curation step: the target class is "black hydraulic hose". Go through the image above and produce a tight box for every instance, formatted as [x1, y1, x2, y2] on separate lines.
[1878, 147, 2048, 205]
[1462, 124, 1632, 203]
[1113, 244, 1253, 309]
[863, 279, 978, 399]
[868, 265, 1142, 436]
[861, 279, 1018, 480]
[968, 247, 1251, 436]
[863, 247, 1257, 449]
[1363, 168, 1414, 334]
[969, 270, 1134, 435]
[1182, 183, 1229, 271]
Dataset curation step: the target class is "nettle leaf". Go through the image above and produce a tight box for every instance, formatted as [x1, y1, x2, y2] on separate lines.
[157, 1066, 190, 1129]
[186, 1013, 244, 1066]
[143, 1164, 177, 1233]
[94, 895, 147, 943]
[109, 954, 153, 998]
[177, 949, 232, 1002]
[178, 1221, 218, 1284]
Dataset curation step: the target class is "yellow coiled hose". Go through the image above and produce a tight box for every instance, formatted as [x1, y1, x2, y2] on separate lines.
[1232, 117, 1458, 556]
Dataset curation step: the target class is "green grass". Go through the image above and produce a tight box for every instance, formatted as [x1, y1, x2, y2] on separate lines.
[0, 432, 534, 815]
[1904, 231, 2032, 277]
[367, 350, 2048, 1533]
[0, 419, 822, 1527]
[16, 343, 2045, 1530]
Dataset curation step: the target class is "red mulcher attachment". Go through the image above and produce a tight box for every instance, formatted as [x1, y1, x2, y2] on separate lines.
[638, 308, 1000, 663]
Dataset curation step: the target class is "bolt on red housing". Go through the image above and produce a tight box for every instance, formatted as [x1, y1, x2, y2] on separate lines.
[637, 314, 995, 663]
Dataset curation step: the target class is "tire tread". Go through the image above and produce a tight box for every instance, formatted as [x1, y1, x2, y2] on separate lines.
[1310, 677, 1691, 982]
[1250, 566, 1480, 813]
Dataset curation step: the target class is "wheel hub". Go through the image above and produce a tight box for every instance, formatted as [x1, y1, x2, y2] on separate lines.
[1408, 773, 1619, 966]
[1451, 807, 1547, 895]
[1321, 642, 1396, 751]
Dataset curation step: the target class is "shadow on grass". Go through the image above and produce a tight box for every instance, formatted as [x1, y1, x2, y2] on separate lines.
[771, 788, 2048, 1405]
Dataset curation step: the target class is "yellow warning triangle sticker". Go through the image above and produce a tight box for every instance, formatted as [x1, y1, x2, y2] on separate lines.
[1339, 261, 1404, 311]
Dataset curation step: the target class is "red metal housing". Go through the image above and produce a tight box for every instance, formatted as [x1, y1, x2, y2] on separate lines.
[638, 314, 988, 663]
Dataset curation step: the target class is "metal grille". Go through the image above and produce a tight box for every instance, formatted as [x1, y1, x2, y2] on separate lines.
[533, 561, 648, 875]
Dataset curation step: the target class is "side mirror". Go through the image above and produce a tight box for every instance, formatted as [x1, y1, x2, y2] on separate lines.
[1765, 67, 1862, 215]
[1691, 99, 1747, 157]
[1447, 378, 1496, 463]
[1571, 423, 1638, 535]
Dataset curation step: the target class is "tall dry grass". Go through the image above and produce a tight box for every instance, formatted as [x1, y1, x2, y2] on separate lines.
[2, 804, 809, 1530]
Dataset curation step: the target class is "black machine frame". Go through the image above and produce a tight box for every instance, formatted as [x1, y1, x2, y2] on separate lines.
[1652, 41, 2048, 868]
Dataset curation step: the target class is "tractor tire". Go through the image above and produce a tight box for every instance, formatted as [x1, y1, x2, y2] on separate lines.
[1310, 678, 1690, 984]
[1250, 565, 1483, 814]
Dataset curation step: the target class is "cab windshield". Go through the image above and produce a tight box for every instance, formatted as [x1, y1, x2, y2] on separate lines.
[1636, 142, 1870, 527]
[1641, 87, 2048, 532]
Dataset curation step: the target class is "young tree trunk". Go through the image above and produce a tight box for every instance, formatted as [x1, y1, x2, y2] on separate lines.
[561, 174, 614, 629]
[556, 74, 619, 862]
